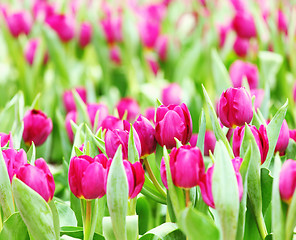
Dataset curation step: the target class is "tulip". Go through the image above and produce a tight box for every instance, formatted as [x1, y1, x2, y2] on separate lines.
[232, 125, 269, 164]
[277, 10, 287, 35]
[189, 133, 198, 147]
[116, 98, 140, 122]
[133, 115, 157, 157]
[229, 60, 259, 89]
[139, 20, 160, 48]
[0, 132, 13, 148]
[145, 107, 156, 124]
[189, 131, 216, 156]
[289, 129, 296, 142]
[232, 11, 256, 39]
[87, 103, 109, 129]
[218, 23, 231, 48]
[16, 158, 55, 202]
[147, 57, 159, 76]
[32, 0, 55, 21]
[101, 116, 125, 131]
[6, 11, 32, 38]
[65, 111, 77, 143]
[251, 89, 264, 110]
[63, 87, 87, 113]
[279, 159, 296, 204]
[217, 87, 253, 128]
[160, 158, 168, 189]
[23, 109, 53, 147]
[156, 35, 168, 61]
[141, 3, 166, 23]
[155, 103, 192, 149]
[199, 157, 243, 208]
[46, 14, 75, 42]
[161, 83, 182, 106]
[109, 46, 121, 65]
[233, 36, 249, 57]
[101, 17, 122, 45]
[24, 39, 48, 66]
[293, 82, 296, 103]
[68, 154, 107, 199]
[272, 119, 289, 154]
[79, 22, 92, 48]
[3, 148, 27, 182]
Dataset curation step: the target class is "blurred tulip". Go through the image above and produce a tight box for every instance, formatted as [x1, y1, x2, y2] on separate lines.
[218, 87, 253, 128]
[24, 38, 48, 66]
[279, 159, 296, 204]
[109, 45, 121, 65]
[229, 60, 259, 89]
[87, 103, 109, 129]
[139, 20, 160, 48]
[160, 158, 168, 189]
[251, 89, 264, 110]
[6, 11, 32, 38]
[116, 97, 140, 122]
[65, 111, 77, 143]
[218, 23, 231, 48]
[63, 87, 87, 113]
[0, 132, 13, 148]
[155, 103, 192, 149]
[232, 11, 256, 39]
[78, 22, 92, 48]
[3, 148, 27, 182]
[68, 154, 107, 199]
[156, 35, 168, 61]
[189, 133, 198, 147]
[161, 83, 182, 106]
[101, 17, 122, 45]
[147, 57, 159, 76]
[145, 107, 156, 124]
[277, 10, 287, 35]
[289, 129, 296, 142]
[233, 36, 249, 57]
[23, 109, 53, 147]
[101, 116, 125, 131]
[189, 131, 216, 156]
[133, 115, 157, 157]
[271, 119, 289, 154]
[32, 0, 55, 21]
[16, 158, 55, 202]
[293, 82, 296, 103]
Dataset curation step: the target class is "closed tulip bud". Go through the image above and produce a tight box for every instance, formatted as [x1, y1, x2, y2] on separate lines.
[289, 129, 296, 142]
[156, 35, 168, 61]
[23, 109, 53, 147]
[63, 87, 87, 113]
[79, 22, 92, 48]
[233, 125, 269, 164]
[145, 107, 156, 124]
[229, 60, 259, 89]
[0, 132, 13, 148]
[32, 0, 55, 21]
[68, 154, 107, 199]
[251, 89, 264, 110]
[277, 10, 287, 35]
[233, 36, 249, 57]
[101, 17, 122, 45]
[6, 11, 32, 38]
[147, 57, 159, 76]
[116, 98, 140, 122]
[139, 20, 160, 48]
[65, 111, 77, 143]
[189, 132, 216, 156]
[24, 39, 48, 66]
[169, 145, 204, 189]
[101, 116, 124, 131]
[271, 119, 289, 154]
[155, 103, 192, 149]
[161, 83, 182, 106]
[279, 159, 296, 204]
[109, 46, 121, 65]
[46, 14, 75, 42]
[218, 87, 253, 128]
[160, 158, 168, 189]
[133, 115, 157, 157]
[189, 133, 198, 147]
[232, 11, 256, 39]
[122, 160, 145, 198]
[218, 23, 231, 48]
[87, 103, 109, 129]
[200, 157, 243, 208]
[293, 82, 296, 103]
[3, 149, 27, 182]
[16, 158, 55, 202]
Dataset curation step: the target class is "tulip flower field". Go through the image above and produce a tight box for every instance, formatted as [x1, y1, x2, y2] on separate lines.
[1, 0, 296, 239]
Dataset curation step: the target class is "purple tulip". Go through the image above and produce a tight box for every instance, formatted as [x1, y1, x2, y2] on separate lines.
[279, 159, 296, 204]
[229, 60, 259, 89]
[145, 107, 156, 124]
[6, 11, 32, 38]
[218, 87, 253, 128]
[87, 103, 109, 129]
[232, 125, 269, 164]
[156, 35, 168, 61]
[116, 98, 140, 122]
[23, 109, 53, 147]
[139, 20, 160, 48]
[3, 148, 27, 182]
[271, 119, 289, 154]
[46, 14, 75, 42]
[199, 157, 243, 208]
[232, 11, 256, 39]
[155, 103, 192, 149]
[17, 158, 55, 202]
[68, 154, 107, 199]
[0, 132, 13, 148]
[79, 22, 92, 48]
[65, 111, 77, 143]
[63, 87, 87, 113]
[24, 39, 48, 66]
[161, 83, 182, 106]
[233, 36, 249, 57]
[133, 115, 157, 157]
[277, 10, 287, 35]
[101, 116, 125, 131]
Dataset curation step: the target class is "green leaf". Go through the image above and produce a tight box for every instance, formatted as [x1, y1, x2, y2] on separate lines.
[84, 124, 101, 157]
[136, 196, 152, 235]
[93, 135, 107, 156]
[261, 168, 273, 215]
[285, 176, 296, 240]
[262, 100, 288, 168]
[202, 85, 234, 158]
[73, 91, 91, 127]
[0, 212, 29, 240]
[196, 109, 206, 154]
[54, 198, 77, 227]
[48, 200, 60, 240]
[70, 123, 85, 160]
[12, 178, 56, 240]
[106, 145, 128, 240]
[128, 125, 139, 163]
[212, 141, 239, 240]
[26, 142, 36, 164]
[60, 226, 104, 240]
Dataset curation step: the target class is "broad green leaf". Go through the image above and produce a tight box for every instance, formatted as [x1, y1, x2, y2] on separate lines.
[60, 226, 104, 240]
[136, 196, 152, 235]
[261, 168, 273, 215]
[93, 135, 107, 156]
[106, 145, 128, 240]
[212, 141, 239, 240]
[128, 125, 139, 163]
[26, 142, 36, 164]
[84, 124, 100, 157]
[286, 139, 296, 160]
[141, 174, 167, 204]
[48, 200, 60, 240]
[95, 196, 107, 234]
[54, 199, 77, 227]
[12, 178, 55, 240]
[70, 123, 85, 160]
[196, 109, 206, 154]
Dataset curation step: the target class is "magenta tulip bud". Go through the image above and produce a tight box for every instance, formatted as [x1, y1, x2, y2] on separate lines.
[229, 60, 259, 89]
[189, 131, 216, 156]
[170, 145, 204, 189]
[189, 133, 198, 147]
[218, 87, 253, 128]
[101, 116, 125, 131]
[232, 11, 256, 39]
[147, 57, 159, 76]
[279, 159, 296, 204]
[116, 98, 140, 122]
[200, 157, 243, 208]
[133, 115, 157, 157]
[156, 35, 168, 61]
[24, 38, 48, 66]
[277, 10, 287, 35]
[65, 111, 77, 143]
[122, 160, 145, 198]
[293, 82, 296, 103]
[233, 125, 269, 164]
[160, 158, 168, 189]
[139, 20, 160, 48]
[145, 107, 156, 124]
[289, 129, 296, 142]
[101, 17, 122, 45]
[251, 89, 264, 110]
[109, 46, 121, 65]
[63, 87, 87, 113]
[105, 127, 142, 159]
[0, 132, 13, 148]
[23, 109, 53, 147]
[79, 22, 92, 48]
[142, 3, 166, 23]
[16, 158, 55, 202]
[3, 148, 27, 183]
[218, 23, 231, 48]
[46, 14, 75, 42]
[32, 1, 55, 21]
[68, 154, 107, 199]
[155, 103, 192, 149]
[87, 103, 109, 129]
[6, 11, 32, 38]
[233, 36, 249, 57]
[272, 119, 289, 154]
[161, 83, 182, 106]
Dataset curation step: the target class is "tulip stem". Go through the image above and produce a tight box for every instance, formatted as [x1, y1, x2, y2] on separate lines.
[128, 198, 137, 215]
[143, 158, 166, 197]
[185, 189, 190, 207]
[84, 200, 92, 240]
[257, 212, 268, 240]
[0, 208, 2, 231]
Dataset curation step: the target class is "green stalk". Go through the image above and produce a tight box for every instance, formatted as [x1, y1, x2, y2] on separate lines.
[0, 208, 2, 231]
[256, 212, 268, 240]
[84, 200, 92, 240]
[128, 198, 137, 216]
[143, 158, 166, 197]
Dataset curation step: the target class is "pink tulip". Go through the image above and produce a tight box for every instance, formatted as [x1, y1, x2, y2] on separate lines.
[279, 159, 296, 203]
[161, 83, 182, 106]
[101, 17, 122, 45]
[24, 38, 48, 66]
[65, 111, 77, 143]
[232, 11, 256, 39]
[79, 22, 92, 48]
[277, 10, 287, 35]
[156, 35, 168, 61]
[147, 57, 159, 76]
[0, 132, 13, 148]
[145, 107, 156, 124]
[233, 36, 249, 57]
[101, 116, 125, 131]
[87, 103, 109, 129]
[109, 46, 121, 65]
[250, 89, 264, 110]
[63, 87, 87, 113]
[271, 119, 289, 154]
[289, 129, 296, 142]
[160, 158, 168, 189]
[32, 1, 55, 21]
[116, 98, 140, 122]
[139, 20, 160, 48]
[6, 11, 32, 38]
